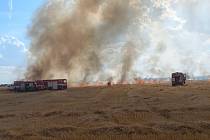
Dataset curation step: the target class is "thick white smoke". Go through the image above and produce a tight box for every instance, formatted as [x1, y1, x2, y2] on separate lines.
[133, 0, 210, 79]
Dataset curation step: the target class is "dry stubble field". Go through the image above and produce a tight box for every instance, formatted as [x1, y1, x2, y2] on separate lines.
[0, 81, 210, 140]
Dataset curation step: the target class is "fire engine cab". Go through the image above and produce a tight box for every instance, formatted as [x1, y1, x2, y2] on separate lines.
[172, 72, 186, 86]
[14, 81, 36, 92]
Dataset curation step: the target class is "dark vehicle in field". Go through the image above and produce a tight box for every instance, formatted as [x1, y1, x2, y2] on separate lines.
[14, 81, 36, 92]
[172, 72, 186, 86]
[13, 79, 67, 92]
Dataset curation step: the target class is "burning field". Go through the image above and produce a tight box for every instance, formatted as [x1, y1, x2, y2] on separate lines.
[1, 81, 210, 140]
[2, 0, 210, 139]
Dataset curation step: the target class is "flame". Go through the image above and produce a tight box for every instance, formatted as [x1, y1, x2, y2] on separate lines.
[71, 82, 106, 88]
[69, 78, 168, 88]
[135, 79, 145, 85]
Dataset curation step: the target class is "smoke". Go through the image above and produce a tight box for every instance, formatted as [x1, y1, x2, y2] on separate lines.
[120, 41, 138, 82]
[25, 0, 210, 83]
[26, 0, 143, 82]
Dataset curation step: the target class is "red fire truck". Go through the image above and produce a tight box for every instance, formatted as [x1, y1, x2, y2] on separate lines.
[172, 72, 186, 86]
[43, 79, 67, 90]
[35, 80, 46, 90]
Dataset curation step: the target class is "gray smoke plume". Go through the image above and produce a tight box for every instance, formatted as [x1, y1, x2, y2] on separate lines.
[120, 41, 138, 82]
[25, 0, 210, 83]
[25, 0, 143, 82]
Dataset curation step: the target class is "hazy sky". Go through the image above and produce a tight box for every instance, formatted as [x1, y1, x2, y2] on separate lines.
[0, 0, 210, 83]
[0, 0, 44, 83]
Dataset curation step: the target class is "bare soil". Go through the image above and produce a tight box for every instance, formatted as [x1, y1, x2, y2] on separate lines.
[1, 81, 210, 140]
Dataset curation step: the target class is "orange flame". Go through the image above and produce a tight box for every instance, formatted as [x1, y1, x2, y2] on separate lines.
[70, 78, 169, 88]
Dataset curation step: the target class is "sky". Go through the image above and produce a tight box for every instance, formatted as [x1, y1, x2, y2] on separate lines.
[0, 0, 210, 84]
[0, 0, 44, 83]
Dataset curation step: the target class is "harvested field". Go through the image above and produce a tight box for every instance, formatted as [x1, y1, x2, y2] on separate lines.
[0, 81, 210, 140]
